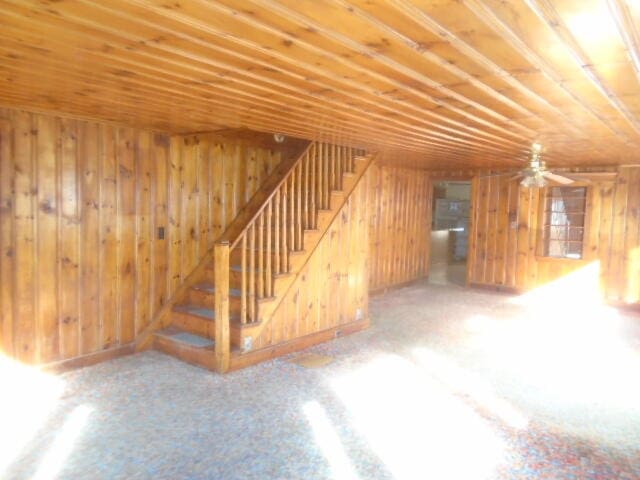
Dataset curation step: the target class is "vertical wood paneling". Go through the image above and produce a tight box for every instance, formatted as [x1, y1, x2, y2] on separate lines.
[35, 115, 59, 362]
[468, 168, 640, 304]
[117, 126, 136, 345]
[151, 134, 169, 315]
[99, 124, 118, 349]
[79, 122, 99, 355]
[368, 164, 431, 292]
[59, 118, 80, 359]
[0, 107, 283, 365]
[135, 132, 151, 336]
[0, 119, 13, 357]
[253, 172, 369, 350]
[623, 168, 640, 303]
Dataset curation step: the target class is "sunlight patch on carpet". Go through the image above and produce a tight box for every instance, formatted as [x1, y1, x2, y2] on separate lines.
[289, 353, 335, 369]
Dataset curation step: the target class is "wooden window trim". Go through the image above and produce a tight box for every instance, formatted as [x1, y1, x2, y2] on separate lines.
[536, 184, 591, 260]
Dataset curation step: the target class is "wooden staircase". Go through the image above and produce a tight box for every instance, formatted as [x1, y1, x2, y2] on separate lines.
[146, 141, 374, 372]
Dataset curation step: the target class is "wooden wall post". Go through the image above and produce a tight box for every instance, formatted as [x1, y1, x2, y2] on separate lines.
[214, 241, 230, 373]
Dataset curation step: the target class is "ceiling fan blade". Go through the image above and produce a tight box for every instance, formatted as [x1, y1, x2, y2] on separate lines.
[478, 171, 519, 179]
[541, 171, 574, 184]
[508, 173, 524, 181]
[563, 172, 617, 182]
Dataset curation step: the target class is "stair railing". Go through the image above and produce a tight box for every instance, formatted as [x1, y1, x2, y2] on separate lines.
[214, 141, 364, 372]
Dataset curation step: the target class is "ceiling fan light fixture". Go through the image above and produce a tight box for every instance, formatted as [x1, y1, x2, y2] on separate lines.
[520, 173, 548, 188]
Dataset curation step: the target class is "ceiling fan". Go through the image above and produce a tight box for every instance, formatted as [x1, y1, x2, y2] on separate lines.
[485, 143, 615, 188]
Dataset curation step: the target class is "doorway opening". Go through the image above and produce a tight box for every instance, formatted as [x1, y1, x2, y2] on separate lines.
[429, 181, 471, 287]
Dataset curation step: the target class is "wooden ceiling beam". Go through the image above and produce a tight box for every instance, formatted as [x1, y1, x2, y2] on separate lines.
[113, 0, 529, 145]
[110, 0, 530, 143]
[1, 0, 531, 155]
[334, 0, 545, 125]
[462, 0, 637, 144]
[0, 4, 525, 156]
[607, 0, 640, 80]
[244, 0, 536, 138]
[0, 0, 638, 169]
[377, 0, 588, 140]
[524, 0, 640, 136]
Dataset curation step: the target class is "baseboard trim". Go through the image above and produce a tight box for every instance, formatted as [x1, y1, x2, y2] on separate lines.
[40, 343, 136, 374]
[370, 276, 430, 297]
[468, 282, 523, 295]
[228, 317, 370, 372]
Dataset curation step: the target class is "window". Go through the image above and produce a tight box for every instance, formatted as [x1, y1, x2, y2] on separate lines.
[541, 186, 587, 259]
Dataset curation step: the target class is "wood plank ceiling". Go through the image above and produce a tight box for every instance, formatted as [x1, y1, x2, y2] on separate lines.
[1, 0, 640, 169]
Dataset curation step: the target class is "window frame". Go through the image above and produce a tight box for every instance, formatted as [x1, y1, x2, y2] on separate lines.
[536, 184, 591, 261]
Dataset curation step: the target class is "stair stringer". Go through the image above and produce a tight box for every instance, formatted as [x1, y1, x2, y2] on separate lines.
[135, 140, 312, 352]
[231, 153, 376, 356]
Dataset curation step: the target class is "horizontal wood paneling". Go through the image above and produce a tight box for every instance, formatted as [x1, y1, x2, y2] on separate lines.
[3, 1, 640, 168]
[252, 170, 369, 349]
[468, 167, 640, 304]
[368, 164, 431, 291]
[0, 107, 282, 364]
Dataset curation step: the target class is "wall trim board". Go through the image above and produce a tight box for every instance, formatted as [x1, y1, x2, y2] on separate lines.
[228, 318, 370, 372]
[370, 276, 430, 297]
[40, 343, 136, 374]
[468, 282, 523, 296]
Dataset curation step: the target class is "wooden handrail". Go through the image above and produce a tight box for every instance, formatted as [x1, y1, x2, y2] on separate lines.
[214, 141, 366, 371]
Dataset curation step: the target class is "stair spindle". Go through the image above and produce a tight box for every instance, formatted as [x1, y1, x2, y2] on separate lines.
[249, 224, 256, 322]
[296, 162, 302, 251]
[330, 143, 336, 191]
[282, 177, 288, 272]
[289, 174, 295, 253]
[304, 152, 309, 231]
[310, 144, 316, 230]
[258, 211, 264, 299]
[266, 199, 273, 297]
[274, 190, 280, 276]
[323, 144, 329, 209]
[336, 147, 343, 190]
[241, 234, 247, 324]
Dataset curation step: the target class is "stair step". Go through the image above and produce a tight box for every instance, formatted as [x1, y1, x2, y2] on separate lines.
[192, 282, 241, 297]
[156, 327, 215, 348]
[173, 304, 215, 320]
[153, 327, 216, 370]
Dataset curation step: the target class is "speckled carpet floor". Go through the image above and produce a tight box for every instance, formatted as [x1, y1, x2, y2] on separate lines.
[2, 283, 640, 480]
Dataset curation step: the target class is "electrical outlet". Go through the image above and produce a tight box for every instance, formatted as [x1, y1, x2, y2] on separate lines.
[242, 336, 253, 353]
[355, 308, 364, 321]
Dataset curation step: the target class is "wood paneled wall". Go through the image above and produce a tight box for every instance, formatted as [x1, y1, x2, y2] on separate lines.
[368, 164, 432, 292]
[468, 167, 640, 304]
[168, 134, 281, 291]
[252, 172, 370, 350]
[0, 107, 282, 365]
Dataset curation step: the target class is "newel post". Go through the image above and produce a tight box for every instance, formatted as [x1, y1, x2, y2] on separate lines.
[214, 241, 230, 373]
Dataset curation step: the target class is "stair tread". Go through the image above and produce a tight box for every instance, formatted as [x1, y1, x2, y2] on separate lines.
[155, 327, 215, 349]
[192, 282, 241, 297]
[173, 304, 215, 319]
[173, 303, 243, 322]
